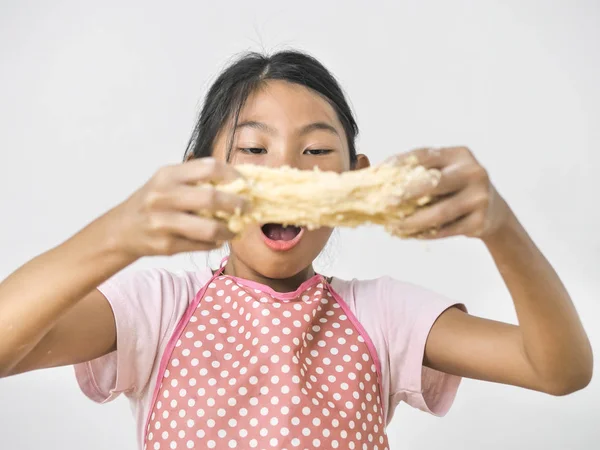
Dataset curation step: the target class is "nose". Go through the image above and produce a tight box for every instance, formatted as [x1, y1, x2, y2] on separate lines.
[263, 145, 301, 169]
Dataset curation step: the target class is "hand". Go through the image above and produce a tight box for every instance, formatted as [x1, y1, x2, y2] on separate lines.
[106, 158, 247, 257]
[389, 147, 512, 239]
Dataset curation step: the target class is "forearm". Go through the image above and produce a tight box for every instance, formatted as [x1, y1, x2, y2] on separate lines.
[0, 211, 136, 374]
[483, 210, 593, 392]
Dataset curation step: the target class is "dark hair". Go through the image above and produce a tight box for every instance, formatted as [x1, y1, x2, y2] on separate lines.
[183, 50, 359, 165]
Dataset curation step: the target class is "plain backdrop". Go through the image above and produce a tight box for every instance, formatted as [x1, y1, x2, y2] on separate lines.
[1, 1, 599, 449]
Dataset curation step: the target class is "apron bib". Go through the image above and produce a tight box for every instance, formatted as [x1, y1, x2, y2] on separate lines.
[144, 265, 389, 450]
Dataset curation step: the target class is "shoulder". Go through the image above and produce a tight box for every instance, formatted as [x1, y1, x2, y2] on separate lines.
[100, 266, 213, 304]
[97, 266, 214, 331]
[330, 275, 461, 326]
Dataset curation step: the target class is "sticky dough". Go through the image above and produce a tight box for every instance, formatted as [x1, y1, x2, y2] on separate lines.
[198, 156, 441, 237]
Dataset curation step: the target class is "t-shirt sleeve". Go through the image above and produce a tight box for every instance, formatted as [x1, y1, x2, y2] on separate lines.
[73, 268, 194, 403]
[380, 276, 466, 417]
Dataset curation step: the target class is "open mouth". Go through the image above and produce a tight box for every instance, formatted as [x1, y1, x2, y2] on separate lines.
[260, 223, 304, 251]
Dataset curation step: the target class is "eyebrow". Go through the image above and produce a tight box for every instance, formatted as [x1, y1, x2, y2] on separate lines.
[235, 121, 277, 134]
[300, 122, 339, 137]
[235, 121, 339, 137]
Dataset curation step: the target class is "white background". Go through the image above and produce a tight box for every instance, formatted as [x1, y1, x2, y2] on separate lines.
[1, 0, 599, 449]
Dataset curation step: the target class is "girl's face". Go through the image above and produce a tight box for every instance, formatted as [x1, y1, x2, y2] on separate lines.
[212, 80, 368, 280]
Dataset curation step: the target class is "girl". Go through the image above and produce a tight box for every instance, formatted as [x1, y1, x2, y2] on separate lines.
[0, 51, 592, 450]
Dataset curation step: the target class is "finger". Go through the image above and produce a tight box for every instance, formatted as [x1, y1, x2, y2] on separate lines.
[153, 185, 249, 215]
[395, 171, 441, 201]
[386, 146, 470, 170]
[166, 237, 226, 255]
[425, 211, 483, 239]
[394, 187, 480, 233]
[161, 158, 242, 185]
[433, 163, 470, 196]
[150, 212, 236, 242]
[385, 147, 447, 169]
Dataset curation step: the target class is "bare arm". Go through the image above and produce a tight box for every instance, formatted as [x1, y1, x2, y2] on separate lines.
[1, 216, 130, 376]
[392, 147, 593, 395]
[0, 158, 244, 378]
[424, 212, 593, 395]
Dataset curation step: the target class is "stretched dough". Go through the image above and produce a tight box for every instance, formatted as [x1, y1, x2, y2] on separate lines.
[198, 157, 441, 237]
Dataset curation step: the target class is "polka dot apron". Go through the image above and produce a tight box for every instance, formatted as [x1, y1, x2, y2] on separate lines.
[144, 263, 389, 450]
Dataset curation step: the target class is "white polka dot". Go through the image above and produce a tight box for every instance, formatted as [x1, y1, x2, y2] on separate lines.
[249, 439, 258, 448]
[239, 408, 248, 416]
[291, 438, 300, 447]
[280, 427, 290, 436]
[302, 428, 311, 436]
[281, 385, 290, 394]
[291, 417, 300, 426]
[282, 345, 291, 353]
[260, 345, 269, 354]
[238, 428, 247, 437]
[260, 428, 268, 437]
[228, 440, 237, 448]
[260, 386, 269, 395]
[218, 429, 227, 438]
[282, 327, 291, 335]
[207, 441, 216, 449]
[207, 398, 215, 407]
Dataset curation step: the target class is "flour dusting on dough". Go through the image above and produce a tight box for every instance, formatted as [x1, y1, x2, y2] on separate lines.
[197, 156, 441, 237]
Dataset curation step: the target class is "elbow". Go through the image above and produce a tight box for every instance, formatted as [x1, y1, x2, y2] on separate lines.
[543, 356, 594, 396]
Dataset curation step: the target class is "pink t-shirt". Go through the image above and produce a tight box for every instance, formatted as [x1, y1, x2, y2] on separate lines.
[74, 267, 464, 448]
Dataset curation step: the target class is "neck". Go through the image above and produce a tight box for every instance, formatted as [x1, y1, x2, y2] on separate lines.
[222, 255, 316, 293]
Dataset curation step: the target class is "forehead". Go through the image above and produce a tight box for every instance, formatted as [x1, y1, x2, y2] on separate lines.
[237, 80, 343, 131]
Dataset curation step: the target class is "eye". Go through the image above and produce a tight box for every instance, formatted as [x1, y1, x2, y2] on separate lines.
[304, 149, 333, 156]
[238, 147, 267, 155]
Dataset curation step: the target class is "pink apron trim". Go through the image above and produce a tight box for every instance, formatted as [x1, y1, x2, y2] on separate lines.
[142, 270, 222, 439]
[328, 284, 386, 410]
[227, 274, 325, 301]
